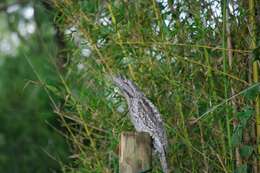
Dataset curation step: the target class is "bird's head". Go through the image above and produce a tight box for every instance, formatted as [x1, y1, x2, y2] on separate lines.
[112, 75, 141, 98]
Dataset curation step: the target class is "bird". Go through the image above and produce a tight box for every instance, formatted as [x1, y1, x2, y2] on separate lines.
[112, 75, 168, 173]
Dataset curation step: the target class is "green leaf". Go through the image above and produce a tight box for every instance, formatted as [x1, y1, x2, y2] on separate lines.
[237, 107, 254, 127]
[243, 84, 260, 100]
[235, 164, 247, 173]
[240, 145, 254, 158]
[252, 45, 260, 61]
[232, 126, 243, 147]
[46, 84, 59, 95]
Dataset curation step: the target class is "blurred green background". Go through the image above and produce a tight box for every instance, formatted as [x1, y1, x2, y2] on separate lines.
[0, 1, 69, 172]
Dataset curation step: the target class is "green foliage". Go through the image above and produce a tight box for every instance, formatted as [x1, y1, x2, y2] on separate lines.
[235, 164, 248, 173]
[243, 84, 260, 100]
[232, 107, 253, 147]
[240, 145, 254, 159]
[35, 0, 260, 172]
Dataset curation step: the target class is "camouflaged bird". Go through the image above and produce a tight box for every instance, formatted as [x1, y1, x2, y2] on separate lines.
[113, 76, 168, 173]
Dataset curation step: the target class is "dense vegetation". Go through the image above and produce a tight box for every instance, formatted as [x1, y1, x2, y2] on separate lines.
[50, 0, 260, 172]
[1, 0, 260, 173]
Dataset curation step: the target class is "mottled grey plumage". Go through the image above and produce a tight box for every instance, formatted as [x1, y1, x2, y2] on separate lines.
[113, 76, 168, 173]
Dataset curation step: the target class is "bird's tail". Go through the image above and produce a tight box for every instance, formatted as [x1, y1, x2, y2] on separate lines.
[159, 151, 169, 173]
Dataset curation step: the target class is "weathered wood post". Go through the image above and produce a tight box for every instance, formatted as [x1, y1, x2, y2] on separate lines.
[119, 132, 152, 173]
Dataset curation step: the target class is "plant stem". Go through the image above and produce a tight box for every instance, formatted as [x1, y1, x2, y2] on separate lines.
[222, 0, 233, 169]
[249, 0, 260, 170]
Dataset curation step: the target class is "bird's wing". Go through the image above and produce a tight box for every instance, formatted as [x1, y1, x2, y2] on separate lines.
[138, 97, 168, 148]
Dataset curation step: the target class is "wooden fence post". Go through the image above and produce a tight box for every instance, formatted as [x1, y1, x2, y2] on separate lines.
[119, 132, 152, 173]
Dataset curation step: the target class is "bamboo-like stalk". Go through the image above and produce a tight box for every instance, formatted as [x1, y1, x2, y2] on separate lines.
[193, 82, 209, 172]
[226, 1, 242, 168]
[176, 94, 195, 171]
[249, 0, 260, 170]
[199, 1, 227, 168]
[222, 0, 233, 169]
